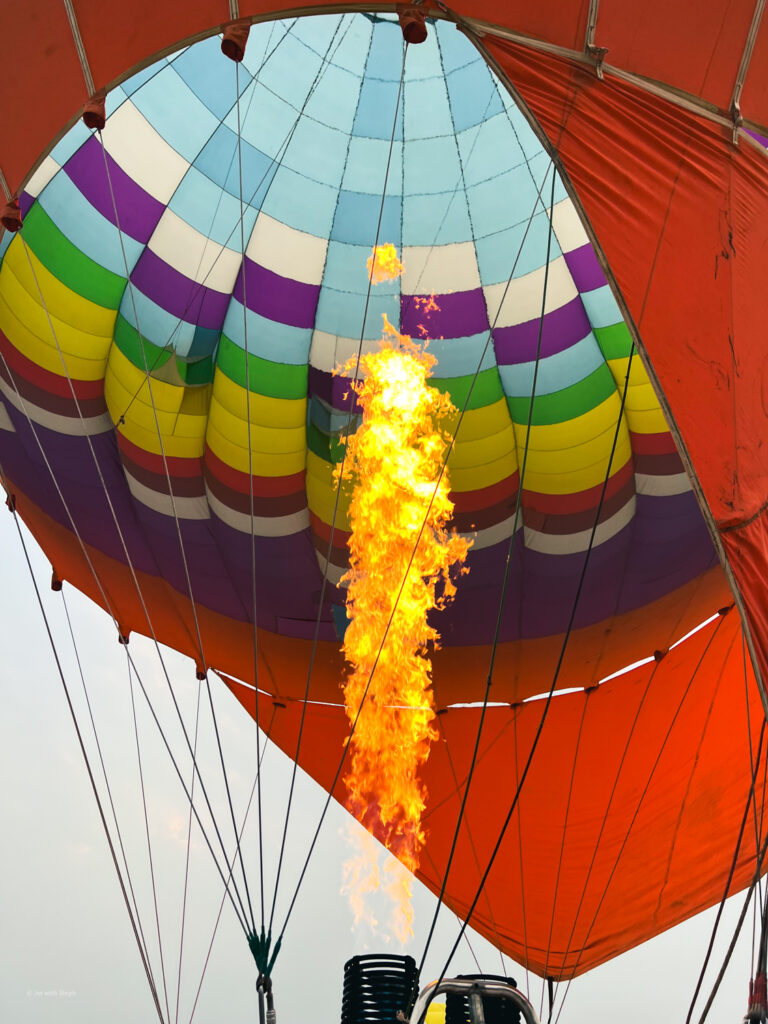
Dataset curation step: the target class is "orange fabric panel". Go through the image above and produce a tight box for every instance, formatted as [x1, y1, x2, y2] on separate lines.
[7, 473, 733, 708]
[594, 0, 757, 112]
[4, 2, 768, 197]
[227, 607, 766, 978]
[483, 38, 768, 682]
[2, 0, 88, 189]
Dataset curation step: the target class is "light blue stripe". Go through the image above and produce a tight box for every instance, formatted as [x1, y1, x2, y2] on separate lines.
[40, 172, 142, 276]
[174, 35, 248, 120]
[331, 191, 401, 246]
[261, 165, 338, 237]
[402, 190, 471, 247]
[581, 285, 623, 330]
[322, 241, 399, 296]
[429, 332, 495, 377]
[498, 332, 604, 397]
[475, 209, 564, 286]
[169, 165, 258, 249]
[314, 286, 399, 340]
[404, 135, 463, 195]
[132, 66, 219, 163]
[222, 302, 312, 364]
[342, 138, 403, 196]
[120, 285, 196, 351]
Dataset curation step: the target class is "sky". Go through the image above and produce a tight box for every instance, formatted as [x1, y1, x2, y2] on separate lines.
[0, 510, 761, 1024]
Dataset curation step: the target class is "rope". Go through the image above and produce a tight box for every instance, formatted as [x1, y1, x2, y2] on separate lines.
[59, 586, 156, 982]
[235, 50, 266, 938]
[12, 237, 253, 928]
[0, 341, 250, 933]
[268, 29, 409, 939]
[0, 478, 166, 1023]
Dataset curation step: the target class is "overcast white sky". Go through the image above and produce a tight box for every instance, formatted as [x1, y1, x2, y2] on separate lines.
[0, 511, 759, 1024]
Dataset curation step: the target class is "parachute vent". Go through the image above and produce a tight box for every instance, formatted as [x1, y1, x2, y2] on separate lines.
[341, 954, 420, 1024]
[444, 975, 521, 1024]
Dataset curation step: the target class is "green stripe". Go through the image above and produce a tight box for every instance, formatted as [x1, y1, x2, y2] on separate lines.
[22, 203, 126, 309]
[307, 421, 345, 464]
[114, 314, 172, 372]
[594, 322, 633, 361]
[431, 367, 503, 411]
[217, 334, 307, 400]
[177, 356, 214, 386]
[508, 363, 616, 426]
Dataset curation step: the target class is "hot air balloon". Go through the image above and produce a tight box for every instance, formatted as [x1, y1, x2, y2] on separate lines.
[2, 3, 768, 1022]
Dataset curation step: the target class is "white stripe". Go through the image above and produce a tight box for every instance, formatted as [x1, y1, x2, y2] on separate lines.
[149, 208, 241, 292]
[523, 496, 635, 555]
[550, 198, 589, 254]
[484, 256, 577, 328]
[0, 399, 15, 431]
[309, 330, 381, 375]
[101, 101, 188, 204]
[124, 471, 210, 520]
[246, 212, 328, 285]
[26, 156, 61, 199]
[207, 486, 309, 536]
[401, 242, 481, 295]
[635, 471, 691, 496]
[460, 514, 521, 552]
[0, 378, 111, 436]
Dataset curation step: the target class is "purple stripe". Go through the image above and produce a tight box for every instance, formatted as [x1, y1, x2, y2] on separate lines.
[308, 366, 362, 414]
[131, 249, 229, 329]
[19, 191, 34, 217]
[493, 296, 591, 364]
[0, 392, 716, 653]
[65, 136, 164, 244]
[401, 289, 489, 340]
[234, 260, 320, 330]
[564, 243, 607, 293]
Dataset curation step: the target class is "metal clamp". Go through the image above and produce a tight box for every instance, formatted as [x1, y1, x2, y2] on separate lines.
[409, 977, 542, 1024]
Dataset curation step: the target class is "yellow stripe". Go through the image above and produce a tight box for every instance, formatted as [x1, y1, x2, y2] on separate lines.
[524, 430, 632, 489]
[306, 450, 351, 526]
[212, 370, 306, 429]
[438, 396, 511, 443]
[0, 292, 109, 381]
[448, 451, 516, 493]
[207, 420, 306, 476]
[449, 422, 518, 471]
[2, 238, 117, 335]
[208, 394, 306, 457]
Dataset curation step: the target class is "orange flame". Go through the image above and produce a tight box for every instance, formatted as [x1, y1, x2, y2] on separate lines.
[367, 243, 404, 283]
[336, 314, 470, 877]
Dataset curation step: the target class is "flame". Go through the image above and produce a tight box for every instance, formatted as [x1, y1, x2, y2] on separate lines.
[367, 243, 404, 283]
[336, 312, 470, 881]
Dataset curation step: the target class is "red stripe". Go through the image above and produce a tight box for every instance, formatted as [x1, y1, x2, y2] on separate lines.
[117, 431, 202, 477]
[522, 458, 634, 514]
[629, 430, 678, 455]
[0, 328, 104, 399]
[204, 444, 306, 496]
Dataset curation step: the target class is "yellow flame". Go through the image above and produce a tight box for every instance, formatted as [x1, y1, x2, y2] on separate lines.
[367, 243, 404, 283]
[336, 313, 470, 879]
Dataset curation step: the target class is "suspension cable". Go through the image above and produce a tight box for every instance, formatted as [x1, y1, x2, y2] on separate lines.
[0, 477, 166, 1023]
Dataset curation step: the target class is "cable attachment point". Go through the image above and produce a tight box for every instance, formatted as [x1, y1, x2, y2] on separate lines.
[82, 90, 106, 130]
[398, 6, 428, 44]
[258, 974, 277, 1024]
[746, 971, 767, 1022]
[1, 198, 22, 233]
[248, 927, 282, 978]
[5, 492, 16, 512]
[222, 19, 250, 62]
[51, 570, 63, 592]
